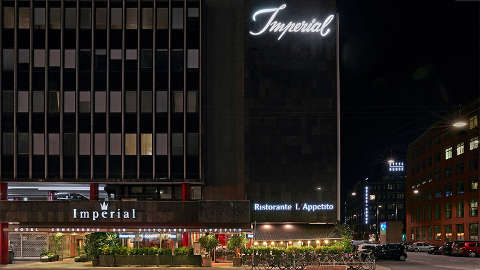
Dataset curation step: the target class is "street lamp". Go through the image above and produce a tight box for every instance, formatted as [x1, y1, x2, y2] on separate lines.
[351, 192, 357, 196]
[452, 120, 467, 128]
[376, 205, 383, 241]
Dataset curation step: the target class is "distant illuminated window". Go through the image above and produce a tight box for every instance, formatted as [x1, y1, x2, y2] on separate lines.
[457, 143, 464, 156]
[470, 137, 479, 150]
[469, 115, 478, 129]
[389, 161, 404, 172]
[445, 147, 452, 160]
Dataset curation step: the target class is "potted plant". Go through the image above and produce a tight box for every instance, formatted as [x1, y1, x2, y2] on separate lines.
[199, 234, 219, 267]
[227, 235, 247, 266]
[84, 232, 119, 266]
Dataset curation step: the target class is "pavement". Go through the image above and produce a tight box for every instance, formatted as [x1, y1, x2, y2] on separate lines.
[376, 251, 480, 270]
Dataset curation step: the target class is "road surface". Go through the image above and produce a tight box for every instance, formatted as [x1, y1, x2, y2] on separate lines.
[377, 251, 480, 270]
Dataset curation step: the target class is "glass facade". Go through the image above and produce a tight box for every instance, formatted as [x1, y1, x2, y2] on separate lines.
[0, 0, 201, 182]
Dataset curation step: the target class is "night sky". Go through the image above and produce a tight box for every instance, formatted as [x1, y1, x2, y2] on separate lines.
[337, 1, 479, 195]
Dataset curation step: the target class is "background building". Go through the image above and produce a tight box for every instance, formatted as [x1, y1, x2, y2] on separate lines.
[406, 100, 479, 244]
[346, 159, 406, 241]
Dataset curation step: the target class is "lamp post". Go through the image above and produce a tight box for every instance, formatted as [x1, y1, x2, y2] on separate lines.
[376, 205, 382, 241]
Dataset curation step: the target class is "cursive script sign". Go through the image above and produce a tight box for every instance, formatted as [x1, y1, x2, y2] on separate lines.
[249, 4, 335, 40]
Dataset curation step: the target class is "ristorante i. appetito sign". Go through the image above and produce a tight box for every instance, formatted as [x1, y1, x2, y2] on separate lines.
[249, 4, 335, 40]
[73, 202, 136, 221]
[253, 203, 335, 212]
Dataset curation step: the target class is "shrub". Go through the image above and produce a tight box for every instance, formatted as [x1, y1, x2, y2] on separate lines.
[199, 234, 219, 257]
[174, 247, 194, 256]
[227, 235, 248, 257]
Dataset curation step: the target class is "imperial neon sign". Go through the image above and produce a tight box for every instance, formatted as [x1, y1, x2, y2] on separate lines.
[249, 4, 335, 40]
[73, 202, 136, 221]
[253, 203, 335, 212]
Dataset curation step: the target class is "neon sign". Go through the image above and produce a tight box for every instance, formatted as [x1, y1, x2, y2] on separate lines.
[249, 4, 335, 40]
[73, 202, 136, 221]
[253, 203, 335, 212]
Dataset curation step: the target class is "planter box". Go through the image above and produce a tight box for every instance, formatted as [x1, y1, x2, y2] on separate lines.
[114, 255, 131, 266]
[141, 255, 158, 266]
[233, 257, 242, 267]
[172, 255, 202, 266]
[202, 257, 212, 267]
[157, 255, 173, 265]
[98, 255, 115, 267]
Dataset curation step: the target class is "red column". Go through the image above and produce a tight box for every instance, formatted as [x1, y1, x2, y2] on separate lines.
[182, 232, 189, 247]
[181, 183, 190, 201]
[0, 183, 8, 265]
[90, 183, 99, 200]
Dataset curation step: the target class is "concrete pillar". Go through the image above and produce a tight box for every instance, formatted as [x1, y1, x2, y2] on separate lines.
[90, 183, 99, 200]
[0, 183, 8, 264]
[181, 183, 190, 201]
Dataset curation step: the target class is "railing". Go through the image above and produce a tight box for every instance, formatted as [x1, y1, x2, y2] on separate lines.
[241, 251, 375, 270]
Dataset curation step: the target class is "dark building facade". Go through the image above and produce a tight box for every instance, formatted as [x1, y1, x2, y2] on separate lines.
[346, 161, 406, 241]
[406, 101, 479, 245]
[0, 0, 341, 262]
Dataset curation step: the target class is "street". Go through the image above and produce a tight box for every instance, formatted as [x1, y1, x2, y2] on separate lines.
[377, 252, 480, 270]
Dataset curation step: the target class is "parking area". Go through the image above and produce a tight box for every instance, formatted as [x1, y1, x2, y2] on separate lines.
[377, 251, 480, 270]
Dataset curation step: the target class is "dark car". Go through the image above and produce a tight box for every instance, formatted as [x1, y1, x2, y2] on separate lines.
[428, 245, 441, 255]
[374, 243, 407, 261]
[53, 193, 88, 200]
[438, 241, 454, 255]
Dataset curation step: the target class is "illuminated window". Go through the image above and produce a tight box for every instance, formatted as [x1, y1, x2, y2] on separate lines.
[125, 134, 137, 155]
[141, 134, 153, 155]
[456, 200, 464, 218]
[434, 226, 441, 240]
[19, 8, 31, 29]
[126, 8, 137, 29]
[469, 115, 478, 129]
[444, 225, 452, 240]
[3, 7, 14, 29]
[471, 179, 478, 191]
[470, 223, 479, 240]
[470, 199, 478, 217]
[470, 137, 479, 150]
[445, 147, 452, 160]
[456, 224, 464, 241]
[456, 143, 464, 155]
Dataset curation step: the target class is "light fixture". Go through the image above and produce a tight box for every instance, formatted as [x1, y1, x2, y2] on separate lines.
[324, 239, 329, 244]
[452, 121, 467, 128]
[254, 241, 259, 246]
[316, 240, 320, 244]
[263, 241, 267, 246]
[316, 186, 322, 191]
[413, 189, 419, 194]
[284, 224, 293, 229]
[263, 224, 272, 229]
[280, 241, 283, 245]
[288, 241, 292, 244]
[387, 159, 394, 164]
[271, 241, 275, 245]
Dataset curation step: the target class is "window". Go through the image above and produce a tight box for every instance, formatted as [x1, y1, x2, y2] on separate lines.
[142, 8, 153, 29]
[157, 8, 168, 29]
[445, 167, 452, 178]
[19, 8, 31, 29]
[94, 134, 106, 155]
[126, 92, 136, 113]
[174, 91, 183, 112]
[49, 8, 61, 29]
[110, 92, 121, 113]
[445, 147, 452, 159]
[434, 225, 441, 240]
[34, 49, 45, 67]
[434, 189, 441, 198]
[48, 134, 59, 155]
[457, 181, 464, 195]
[80, 8, 91, 29]
[156, 134, 168, 155]
[3, 7, 14, 28]
[469, 115, 478, 129]
[191, 186, 201, 200]
[156, 92, 168, 112]
[79, 92, 90, 113]
[65, 8, 76, 29]
[456, 162, 464, 175]
[187, 50, 199, 69]
[456, 224, 464, 241]
[126, 8, 137, 29]
[445, 183, 452, 197]
[172, 133, 183, 156]
[34, 8, 46, 29]
[470, 223, 479, 241]
[125, 134, 137, 155]
[18, 133, 28, 155]
[111, 8, 122, 30]
[172, 8, 183, 29]
[33, 134, 45, 155]
[470, 199, 478, 217]
[471, 179, 478, 191]
[457, 142, 464, 155]
[141, 134, 153, 155]
[96, 8, 107, 29]
[445, 202, 452, 219]
[110, 134, 121, 156]
[470, 136, 479, 150]
[79, 134, 90, 155]
[95, 92, 106, 113]
[64, 92, 76, 113]
[445, 225, 452, 240]
[456, 200, 464, 218]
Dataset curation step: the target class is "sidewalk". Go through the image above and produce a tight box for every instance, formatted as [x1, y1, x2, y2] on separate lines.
[0, 259, 241, 270]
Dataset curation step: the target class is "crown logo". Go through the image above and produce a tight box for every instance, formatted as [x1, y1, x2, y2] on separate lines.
[100, 202, 109, 211]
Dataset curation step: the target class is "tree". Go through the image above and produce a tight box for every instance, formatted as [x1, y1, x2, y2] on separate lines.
[198, 234, 219, 258]
[84, 232, 119, 260]
[227, 235, 247, 257]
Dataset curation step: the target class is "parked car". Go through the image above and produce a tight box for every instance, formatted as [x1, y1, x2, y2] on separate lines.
[428, 245, 441, 255]
[53, 193, 88, 200]
[451, 241, 480, 257]
[407, 242, 435, 252]
[357, 244, 379, 260]
[375, 243, 408, 261]
[438, 241, 454, 255]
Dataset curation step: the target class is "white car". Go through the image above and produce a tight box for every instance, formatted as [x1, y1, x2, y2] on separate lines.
[407, 242, 435, 252]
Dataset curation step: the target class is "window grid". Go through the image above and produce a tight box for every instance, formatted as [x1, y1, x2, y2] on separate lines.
[0, 0, 202, 182]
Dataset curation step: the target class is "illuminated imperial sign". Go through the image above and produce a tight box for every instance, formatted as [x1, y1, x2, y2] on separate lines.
[249, 4, 335, 40]
[73, 202, 136, 221]
[253, 203, 335, 212]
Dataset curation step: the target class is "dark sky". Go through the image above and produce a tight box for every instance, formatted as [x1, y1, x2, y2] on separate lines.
[337, 1, 479, 195]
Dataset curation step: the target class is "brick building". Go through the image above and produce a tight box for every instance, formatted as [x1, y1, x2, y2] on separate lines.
[406, 100, 479, 244]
